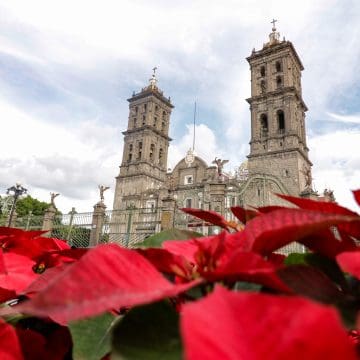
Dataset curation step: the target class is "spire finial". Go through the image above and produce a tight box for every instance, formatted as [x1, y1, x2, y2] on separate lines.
[149, 66, 158, 89]
[267, 19, 280, 46]
[271, 18, 277, 31]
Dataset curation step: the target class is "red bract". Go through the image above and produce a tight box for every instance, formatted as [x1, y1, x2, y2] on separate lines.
[137, 248, 194, 280]
[204, 251, 290, 293]
[14, 244, 199, 324]
[278, 193, 360, 240]
[353, 189, 360, 206]
[33, 248, 87, 272]
[181, 208, 230, 231]
[152, 233, 288, 292]
[336, 251, 360, 279]
[0, 319, 23, 360]
[241, 208, 358, 255]
[0, 251, 37, 293]
[230, 206, 258, 224]
[181, 286, 357, 360]
[0, 227, 70, 260]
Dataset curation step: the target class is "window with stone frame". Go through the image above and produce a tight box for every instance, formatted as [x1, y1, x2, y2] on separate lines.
[275, 60, 282, 72]
[185, 198, 192, 208]
[260, 80, 266, 93]
[138, 142, 142, 160]
[277, 110, 285, 133]
[260, 65, 266, 77]
[260, 113, 268, 137]
[184, 175, 193, 185]
[128, 144, 133, 162]
[276, 75, 283, 89]
[159, 148, 163, 165]
[149, 143, 155, 160]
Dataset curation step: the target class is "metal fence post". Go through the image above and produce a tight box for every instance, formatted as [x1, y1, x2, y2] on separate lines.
[67, 207, 76, 245]
[25, 210, 33, 230]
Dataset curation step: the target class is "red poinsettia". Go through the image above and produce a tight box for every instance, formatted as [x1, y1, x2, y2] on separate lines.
[181, 286, 358, 360]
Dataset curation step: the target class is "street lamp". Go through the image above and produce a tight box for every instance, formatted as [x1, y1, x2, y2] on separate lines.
[6, 182, 27, 227]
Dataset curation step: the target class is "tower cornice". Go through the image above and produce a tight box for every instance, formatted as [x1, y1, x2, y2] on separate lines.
[247, 41, 304, 71]
[128, 89, 174, 108]
[246, 86, 308, 111]
[122, 126, 172, 141]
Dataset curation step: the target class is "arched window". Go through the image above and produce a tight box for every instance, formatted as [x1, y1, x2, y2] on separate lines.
[153, 116, 157, 128]
[161, 121, 166, 132]
[275, 61, 282, 72]
[155, 105, 159, 112]
[276, 76, 282, 89]
[142, 115, 146, 125]
[128, 144, 133, 162]
[260, 114, 268, 137]
[277, 110, 285, 133]
[135, 106, 138, 114]
[133, 117, 137, 127]
[162, 111, 166, 120]
[260, 66, 266, 77]
[144, 104, 147, 111]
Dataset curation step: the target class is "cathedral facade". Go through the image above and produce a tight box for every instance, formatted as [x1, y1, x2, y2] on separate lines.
[112, 25, 317, 236]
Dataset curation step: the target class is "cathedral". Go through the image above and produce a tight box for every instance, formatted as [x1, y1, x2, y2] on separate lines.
[111, 24, 321, 237]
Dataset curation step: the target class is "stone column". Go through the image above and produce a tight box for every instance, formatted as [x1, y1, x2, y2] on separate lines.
[89, 202, 106, 247]
[161, 196, 176, 231]
[209, 182, 227, 215]
[42, 205, 56, 235]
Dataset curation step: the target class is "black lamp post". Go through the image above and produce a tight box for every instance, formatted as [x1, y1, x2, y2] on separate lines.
[6, 182, 27, 227]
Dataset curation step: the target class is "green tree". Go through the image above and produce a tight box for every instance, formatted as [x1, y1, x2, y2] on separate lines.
[15, 195, 50, 217]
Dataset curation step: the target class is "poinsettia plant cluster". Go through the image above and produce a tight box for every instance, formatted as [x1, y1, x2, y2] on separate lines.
[1, 191, 360, 359]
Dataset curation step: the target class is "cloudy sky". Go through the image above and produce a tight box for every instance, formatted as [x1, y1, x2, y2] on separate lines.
[0, 0, 360, 213]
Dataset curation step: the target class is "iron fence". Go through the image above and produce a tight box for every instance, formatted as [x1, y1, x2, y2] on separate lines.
[0, 206, 305, 254]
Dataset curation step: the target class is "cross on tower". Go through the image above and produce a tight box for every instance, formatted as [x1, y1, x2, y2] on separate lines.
[271, 19, 277, 29]
[152, 67, 157, 76]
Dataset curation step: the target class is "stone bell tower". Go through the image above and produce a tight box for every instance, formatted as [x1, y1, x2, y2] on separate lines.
[246, 21, 312, 200]
[113, 69, 174, 210]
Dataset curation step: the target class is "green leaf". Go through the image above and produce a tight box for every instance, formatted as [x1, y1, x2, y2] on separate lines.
[111, 301, 182, 360]
[284, 252, 308, 266]
[137, 229, 202, 248]
[70, 312, 117, 360]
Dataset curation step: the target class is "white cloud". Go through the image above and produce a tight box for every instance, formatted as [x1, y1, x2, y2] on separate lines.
[327, 112, 360, 124]
[309, 130, 360, 211]
[0, 99, 120, 212]
[0, 0, 360, 213]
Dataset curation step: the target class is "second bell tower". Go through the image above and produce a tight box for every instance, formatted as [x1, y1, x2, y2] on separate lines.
[246, 22, 312, 197]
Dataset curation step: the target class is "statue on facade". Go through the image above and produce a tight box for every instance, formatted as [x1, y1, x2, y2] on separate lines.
[99, 185, 110, 203]
[212, 157, 229, 177]
[301, 166, 312, 188]
[50, 192, 60, 207]
[323, 188, 335, 202]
